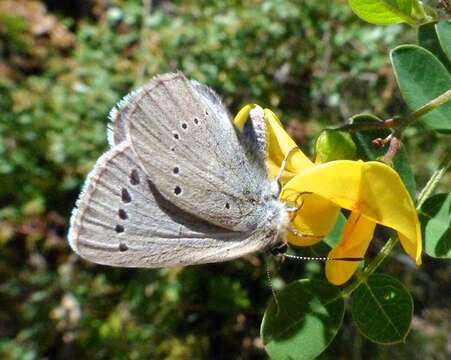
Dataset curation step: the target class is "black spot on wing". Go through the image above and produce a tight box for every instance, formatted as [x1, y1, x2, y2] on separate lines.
[121, 188, 132, 203]
[130, 169, 140, 185]
[118, 208, 128, 219]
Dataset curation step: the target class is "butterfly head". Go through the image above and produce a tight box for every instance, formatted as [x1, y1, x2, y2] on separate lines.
[260, 181, 289, 240]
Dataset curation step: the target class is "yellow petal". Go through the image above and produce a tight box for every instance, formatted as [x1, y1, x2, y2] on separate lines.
[282, 187, 340, 246]
[233, 104, 258, 131]
[264, 109, 313, 180]
[267, 159, 297, 183]
[360, 162, 422, 265]
[282, 160, 421, 264]
[326, 212, 376, 285]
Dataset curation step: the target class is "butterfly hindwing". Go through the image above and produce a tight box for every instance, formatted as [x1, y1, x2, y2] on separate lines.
[68, 142, 274, 267]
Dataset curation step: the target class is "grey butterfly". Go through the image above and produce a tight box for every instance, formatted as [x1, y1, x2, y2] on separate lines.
[68, 72, 289, 267]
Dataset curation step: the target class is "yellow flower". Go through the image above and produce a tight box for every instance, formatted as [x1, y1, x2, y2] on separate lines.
[235, 105, 340, 246]
[234, 105, 422, 285]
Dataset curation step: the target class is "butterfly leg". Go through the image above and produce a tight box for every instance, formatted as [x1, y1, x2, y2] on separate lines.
[287, 225, 324, 241]
[265, 255, 283, 316]
[285, 191, 313, 224]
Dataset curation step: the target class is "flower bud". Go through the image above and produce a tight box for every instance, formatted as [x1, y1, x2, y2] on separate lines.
[315, 130, 356, 163]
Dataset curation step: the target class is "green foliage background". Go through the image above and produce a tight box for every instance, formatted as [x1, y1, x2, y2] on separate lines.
[0, 0, 449, 358]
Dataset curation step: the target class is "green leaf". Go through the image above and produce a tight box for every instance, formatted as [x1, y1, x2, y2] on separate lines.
[419, 193, 451, 258]
[351, 273, 413, 344]
[418, 22, 451, 71]
[437, 21, 451, 62]
[390, 45, 451, 133]
[261, 279, 344, 360]
[348, 0, 415, 25]
[350, 114, 417, 198]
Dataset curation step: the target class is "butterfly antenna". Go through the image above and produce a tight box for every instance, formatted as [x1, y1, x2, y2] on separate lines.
[282, 253, 364, 262]
[283, 227, 364, 261]
[276, 147, 298, 184]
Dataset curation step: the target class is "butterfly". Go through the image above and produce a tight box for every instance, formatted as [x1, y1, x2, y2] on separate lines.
[68, 72, 290, 268]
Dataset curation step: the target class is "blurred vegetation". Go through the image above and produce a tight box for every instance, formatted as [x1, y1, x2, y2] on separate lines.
[0, 0, 449, 359]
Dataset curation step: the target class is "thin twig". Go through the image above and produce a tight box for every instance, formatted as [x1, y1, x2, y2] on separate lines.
[383, 89, 451, 161]
[382, 133, 402, 163]
[416, 157, 451, 209]
[333, 117, 401, 132]
[336, 88, 451, 134]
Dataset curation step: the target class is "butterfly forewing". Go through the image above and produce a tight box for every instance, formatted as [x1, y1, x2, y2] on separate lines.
[124, 73, 271, 231]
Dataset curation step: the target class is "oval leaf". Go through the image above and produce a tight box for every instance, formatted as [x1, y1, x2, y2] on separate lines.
[348, 0, 414, 25]
[418, 22, 451, 71]
[351, 273, 413, 344]
[350, 113, 417, 198]
[419, 193, 451, 258]
[261, 279, 344, 360]
[390, 45, 451, 133]
[436, 20, 451, 62]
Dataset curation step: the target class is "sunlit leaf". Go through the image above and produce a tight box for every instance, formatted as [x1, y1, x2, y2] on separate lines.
[348, 0, 415, 25]
[390, 45, 451, 133]
[436, 20, 451, 62]
[261, 279, 344, 360]
[419, 193, 451, 258]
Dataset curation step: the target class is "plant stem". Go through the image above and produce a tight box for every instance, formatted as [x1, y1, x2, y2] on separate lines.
[416, 157, 451, 209]
[403, 89, 451, 128]
[383, 89, 451, 162]
[411, 0, 429, 22]
[363, 236, 399, 277]
[341, 236, 399, 297]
